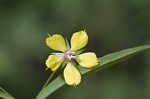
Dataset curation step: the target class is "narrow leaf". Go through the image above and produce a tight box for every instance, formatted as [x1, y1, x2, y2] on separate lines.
[36, 45, 150, 99]
[0, 87, 15, 99]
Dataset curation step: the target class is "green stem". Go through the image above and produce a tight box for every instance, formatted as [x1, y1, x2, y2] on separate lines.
[36, 71, 56, 99]
[42, 71, 56, 89]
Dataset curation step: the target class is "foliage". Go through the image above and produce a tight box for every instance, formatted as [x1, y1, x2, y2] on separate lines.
[36, 45, 150, 99]
[0, 87, 15, 99]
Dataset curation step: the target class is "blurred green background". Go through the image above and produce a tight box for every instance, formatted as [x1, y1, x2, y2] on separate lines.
[0, 0, 150, 99]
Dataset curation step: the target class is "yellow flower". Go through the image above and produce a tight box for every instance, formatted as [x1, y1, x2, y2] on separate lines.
[45, 30, 99, 86]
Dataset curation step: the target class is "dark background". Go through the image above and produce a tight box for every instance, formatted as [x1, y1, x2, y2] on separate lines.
[0, 0, 150, 99]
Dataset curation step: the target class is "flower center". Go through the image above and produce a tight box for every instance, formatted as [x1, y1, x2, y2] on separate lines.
[64, 50, 76, 62]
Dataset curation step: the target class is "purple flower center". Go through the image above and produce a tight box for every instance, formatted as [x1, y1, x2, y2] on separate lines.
[64, 50, 76, 62]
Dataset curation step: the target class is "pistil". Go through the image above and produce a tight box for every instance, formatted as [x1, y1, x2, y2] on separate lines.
[64, 50, 76, 62]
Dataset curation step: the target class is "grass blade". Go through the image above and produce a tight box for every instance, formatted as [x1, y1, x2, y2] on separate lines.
[0, 87, 15, 99]
[36, 45, 150, 99]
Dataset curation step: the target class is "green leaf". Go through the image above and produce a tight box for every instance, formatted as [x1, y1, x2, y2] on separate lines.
[36, 45, 150, 99]
[0, 87, 15, 99]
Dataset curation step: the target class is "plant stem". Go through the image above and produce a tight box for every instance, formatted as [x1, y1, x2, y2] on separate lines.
[42, 71, 56, 89]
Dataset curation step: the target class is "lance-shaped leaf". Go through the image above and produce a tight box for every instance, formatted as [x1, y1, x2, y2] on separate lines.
[0, 87, 15, 99]
[36, 45, 150, 99]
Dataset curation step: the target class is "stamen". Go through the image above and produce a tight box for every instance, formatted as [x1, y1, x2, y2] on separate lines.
[63, 50, 76, 62]
[70, 55, 76, 59]
[53, 53, 64, 57]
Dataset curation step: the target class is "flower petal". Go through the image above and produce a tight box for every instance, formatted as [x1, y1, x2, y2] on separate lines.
[64, 63, 81, 86]
[71, 31, 88, 51]
[46, 55, 64, 71]
[46, 34, 67, 52]
[76, 52, 99, 68]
